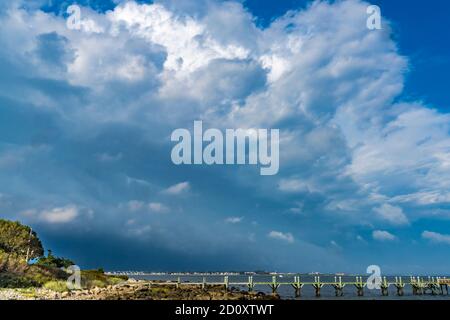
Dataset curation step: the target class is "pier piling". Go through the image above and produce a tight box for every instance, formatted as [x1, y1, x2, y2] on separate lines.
[380, 276, 389, 296]
[412, 276, 424, 295]
[269, 276, 280, 294]
[394, 277, 405, 296]
[428, 277, 441, 295]
[354, 276, 365, 297]
[291, 276, 304, 298]
[248, 276, 255, 292]
[439, 278, 450, 295]
[223, 276, 229, 291]
[202, 277, 206, 290]
[438, 277, 449, 295]
[312, 276, 324, 297]
[332, 276, 345, 297]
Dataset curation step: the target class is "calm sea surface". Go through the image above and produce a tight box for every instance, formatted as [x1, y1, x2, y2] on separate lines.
[130, 274, 450, 300]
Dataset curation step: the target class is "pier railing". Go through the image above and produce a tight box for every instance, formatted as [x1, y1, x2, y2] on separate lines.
[150, 275, 450, 297]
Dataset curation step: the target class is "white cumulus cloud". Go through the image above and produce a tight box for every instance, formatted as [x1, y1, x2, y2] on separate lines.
[373, 204, 409, 226]
[372, 230, 396, 242]
[422, 231, 450, 245]
[163, 181, 190, 195]
[268, 231, 294, 243]
[40, 205, 79, 224]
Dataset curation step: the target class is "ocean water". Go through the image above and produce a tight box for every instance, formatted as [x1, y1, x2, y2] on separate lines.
[130, 274, 450, 300]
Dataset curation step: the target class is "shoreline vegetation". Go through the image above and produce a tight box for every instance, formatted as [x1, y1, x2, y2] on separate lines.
[0, 280, 279, 300]
[0, 219, 277, 300]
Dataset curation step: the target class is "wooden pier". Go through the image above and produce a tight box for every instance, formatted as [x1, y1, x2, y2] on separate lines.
[146, 275, 450, 297]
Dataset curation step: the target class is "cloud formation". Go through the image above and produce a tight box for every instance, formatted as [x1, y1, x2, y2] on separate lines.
[374, 204, 409, 226]
[268, 231, 294, 243]
[162, 182, 190, 195]
[422, 231, 450, 245]
[40, 205, 79, 224]
[372, 230, 396, 242]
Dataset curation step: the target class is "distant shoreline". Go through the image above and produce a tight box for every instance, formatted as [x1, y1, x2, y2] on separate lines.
[107, 271, 450, 277]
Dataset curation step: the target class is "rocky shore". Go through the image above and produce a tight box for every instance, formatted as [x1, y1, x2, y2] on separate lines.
[0, 280, 280, 300]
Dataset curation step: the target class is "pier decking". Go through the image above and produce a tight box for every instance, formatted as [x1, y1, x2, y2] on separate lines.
[143, 276, 450, 297]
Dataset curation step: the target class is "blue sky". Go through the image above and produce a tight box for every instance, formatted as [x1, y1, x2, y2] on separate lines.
[1, 0, 450, 274]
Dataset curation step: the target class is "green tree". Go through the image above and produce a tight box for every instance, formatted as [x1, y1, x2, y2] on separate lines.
[0, 219, 44, 261]
[36, 250, 75, 268]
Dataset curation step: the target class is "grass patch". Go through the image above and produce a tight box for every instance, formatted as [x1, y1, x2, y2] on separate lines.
[81, 270, 127, 289]
[43, 281, 69, 293]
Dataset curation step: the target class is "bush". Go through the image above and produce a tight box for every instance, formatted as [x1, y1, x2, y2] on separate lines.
[36, 250, 74, 269]
[0, 250, 69, 288]
[81, 270, 127, 289]
[25, 264, 69, 284]
[0, 273, 39, 288]
[43, 280, 69, 293]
